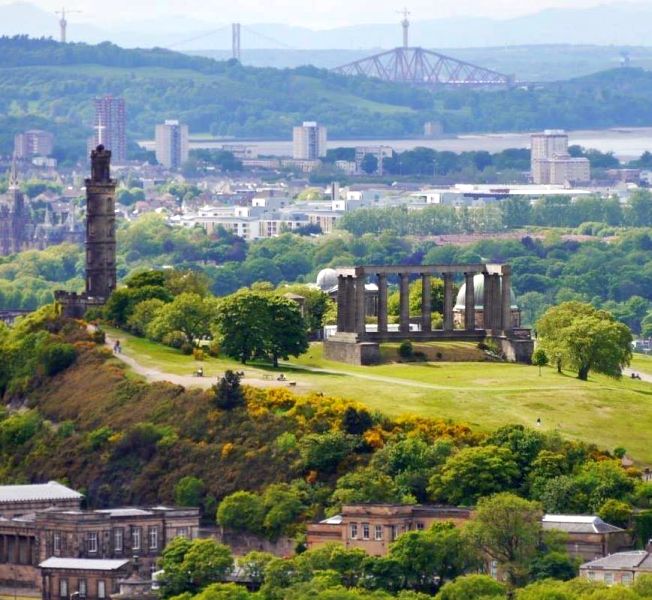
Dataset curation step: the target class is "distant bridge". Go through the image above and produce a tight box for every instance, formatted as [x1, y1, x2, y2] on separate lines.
[0, 309, 30, 325]
[331, 46, 514, 90]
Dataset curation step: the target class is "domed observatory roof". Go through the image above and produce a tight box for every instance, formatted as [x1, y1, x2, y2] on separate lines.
[454, 273, 518, 310]
[316, 268, 338, 291]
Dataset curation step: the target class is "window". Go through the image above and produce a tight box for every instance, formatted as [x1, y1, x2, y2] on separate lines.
[388, 525, 397, 541]
[416, 521, 425, 531]
[114, 528, 123, 552]
[349, 523, 358, 539]
[97, 581, 106, 599]
[59, 579, 68, 599]
[132, 526, 141, 551]
[604, 572, 614, 585]
[374, 525, 383, 541]
[53, 532, 61, 554]
[362, 523, 370, 540]
[149, 526, 158, 550]
[86, 532, 98, 554]
[176, 527, 189, 539]
[621, 573, 633, 585]
[587, 571, 595, 581]
[78, 579, 87, 597]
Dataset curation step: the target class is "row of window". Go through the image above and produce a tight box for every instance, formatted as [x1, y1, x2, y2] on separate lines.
[348, 522, 425, 541]
[53, 527, 160, 555]
[58, 577, 115, 599]
[585, 571, 632, 585]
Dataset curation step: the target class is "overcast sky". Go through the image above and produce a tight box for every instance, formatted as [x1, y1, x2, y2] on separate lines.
[7, 0, 647, 27]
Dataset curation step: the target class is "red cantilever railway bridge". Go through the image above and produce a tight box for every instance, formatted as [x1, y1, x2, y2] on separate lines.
[331, 46, 515, 89]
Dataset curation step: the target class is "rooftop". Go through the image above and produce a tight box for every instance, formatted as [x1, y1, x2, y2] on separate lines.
[581, 551, 652, 571]
[542, 514, 623, 534]
[0, 481, 82, 504]
[39, 558, 131, 571]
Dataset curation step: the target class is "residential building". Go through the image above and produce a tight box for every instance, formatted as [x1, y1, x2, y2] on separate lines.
[306, 504, 473, 556]
[530, 129, 590, 184]
[155, 120, 189, 169]
[0, 481, 199, 594]
[14, 130, 54, 158]
[94, 96, 127, 163]
[292, 121, 327, 160]
[580, 550, 652, 585]
[40, 557, 131, 600]
[542, 514, 632, 561]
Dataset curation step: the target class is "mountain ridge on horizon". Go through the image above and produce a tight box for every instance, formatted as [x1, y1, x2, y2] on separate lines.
[2, 0, 652, 50]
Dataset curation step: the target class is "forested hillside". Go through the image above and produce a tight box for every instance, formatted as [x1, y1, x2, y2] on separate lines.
[4, 37, 652, 160]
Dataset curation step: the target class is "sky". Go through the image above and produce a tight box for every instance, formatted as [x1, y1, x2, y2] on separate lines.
[8, 0, 649, 28]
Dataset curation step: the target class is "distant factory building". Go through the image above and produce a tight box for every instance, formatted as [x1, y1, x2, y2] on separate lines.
[14, 130, 54, 158]
[531, 129, 590, 185]
[93, 95, 127, 163]
[155, 120, 189, 169]
[355, 146, 393, 175]
[293, 121, 327, 160]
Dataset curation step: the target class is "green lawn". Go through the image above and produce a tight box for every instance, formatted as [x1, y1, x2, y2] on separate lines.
[631, 353, 652, 376]
[106, 328, 652, 465]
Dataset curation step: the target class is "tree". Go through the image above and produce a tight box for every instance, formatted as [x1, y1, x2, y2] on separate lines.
[532, 348, 548, 375]
[212, 370, 244, 410]
[299, 431, 355, 474]
[536, 302, 632, 380]
[238, 551, 275, 587]
[174, 476, 205, 507]
[214, 292, 270, 364]
[436, 574, 506, 600]
[466, 493, 543, 588]
[598, 499, 633, 528]
[389, 523, 478, 593]
[529, 552, 579, 582]
[331, 467, 404, 508]
[262, 483, 305, 539]
[216, 491, 265, 534]
[265, 295, 309, 367]
[127, 298, 165, 336]
[360, 153, 379, 175]
[428, 445, 520, 505]
[148, 293, 218, 345]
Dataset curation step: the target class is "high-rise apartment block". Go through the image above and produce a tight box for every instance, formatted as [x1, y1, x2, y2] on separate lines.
[531, 129, 590, 185]
[155, 120, 189, 169]
[93, 96, 126, 163]
[14, 130, 54, 158]
[293, 121, 327, 160]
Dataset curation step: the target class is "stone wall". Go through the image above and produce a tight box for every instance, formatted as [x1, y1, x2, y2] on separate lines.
[323, 335, 381, 365]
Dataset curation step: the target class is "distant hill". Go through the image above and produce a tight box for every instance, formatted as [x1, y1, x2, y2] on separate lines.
[3, 37, 652, 162]
[3, 1, 652, 49]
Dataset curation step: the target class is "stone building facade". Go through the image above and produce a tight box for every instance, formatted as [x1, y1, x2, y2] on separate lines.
[40, 557, 131, 600]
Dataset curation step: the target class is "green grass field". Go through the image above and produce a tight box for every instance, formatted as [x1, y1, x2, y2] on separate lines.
[106, 328, 652, 465]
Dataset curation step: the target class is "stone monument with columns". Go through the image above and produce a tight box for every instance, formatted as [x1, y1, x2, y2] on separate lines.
[323, 263, 533, 365]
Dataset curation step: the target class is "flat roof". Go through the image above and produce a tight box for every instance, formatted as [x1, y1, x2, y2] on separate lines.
[0, 482, 82, 504]
[40, 558, 130, 571]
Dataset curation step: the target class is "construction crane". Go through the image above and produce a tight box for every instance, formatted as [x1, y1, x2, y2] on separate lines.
[55, 7, 81, 44]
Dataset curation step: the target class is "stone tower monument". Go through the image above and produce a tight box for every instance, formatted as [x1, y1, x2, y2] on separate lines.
[85, 145, 116, 300]
[55, 145, 116, 317]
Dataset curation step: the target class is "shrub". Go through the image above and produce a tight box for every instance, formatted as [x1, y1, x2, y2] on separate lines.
[398, 340, 414, 359]
[174, 476, 205, 507]
[39, 343, 76, 376]
[207, 339, 220, 357]
[90, 329, 106, 345]
[192, 348, 206, 361]
[87, 426, 114, 450]
[180, 343, 194, 355]
[216, 491, 265, 533]
[161, 331, 186, 349]
[213, 370, 244, 410]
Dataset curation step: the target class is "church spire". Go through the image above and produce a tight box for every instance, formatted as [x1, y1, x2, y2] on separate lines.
[8, 154, 18, 190]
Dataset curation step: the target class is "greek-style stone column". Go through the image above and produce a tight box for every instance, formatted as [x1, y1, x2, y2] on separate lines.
[443, 272, 454, 331]
[464, 272, 475, 330]
[483, 272, 493, 330]
[355, 275, 366, 336]
[501, 266, 512, 332]
[399, 272, 410, 334]
[377, 273, 388, 334]
[421, 273, 432, 333]
[345, 276, 356, 332]
[492, 274, 502, 330]
[336, 274, 346, 332]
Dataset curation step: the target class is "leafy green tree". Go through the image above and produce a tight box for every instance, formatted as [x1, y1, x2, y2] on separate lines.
[598, 499, 633, 528]
[428, 445, 520, 505]
[515, 579, 580, 600]
[262, 483, 305, 539]
[331, 467, 404, 508]
[148, 293, 218, 345]
[532, 348, 549, 375]
[216, 491, 265, 534]
[466, 493, 543, 588]
[529, 551, 579, 582]
[127, 298, 165, 336]
[436, 574, 506, 600]
[633, 574, 652, 598]
[265, 295, 309, 367]
[575, 460, 636, 512]
[360, 153, 379, 174]
[194, 583, 252, 600]
[212, 370, 245, 410]
[390, 522, 478, 593]
[299, 431, 355, 474]
[174, 476, 205, 507]
[237, 551, 275, 587]
[536, 302, 632, 380]
[361, 556, 404, 592]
